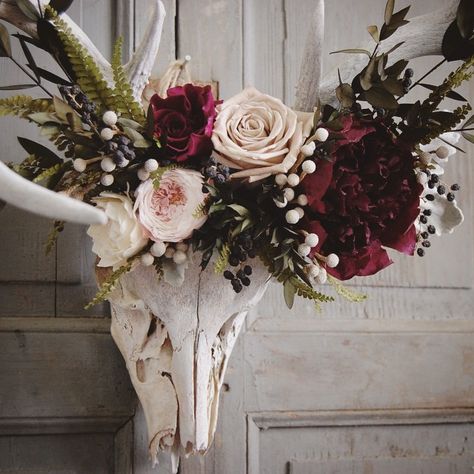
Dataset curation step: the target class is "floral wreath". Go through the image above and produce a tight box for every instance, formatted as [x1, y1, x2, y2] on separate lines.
[0, 0, 472, 310]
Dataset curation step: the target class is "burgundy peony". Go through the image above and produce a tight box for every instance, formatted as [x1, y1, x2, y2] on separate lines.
[303, 115, 423, 281]
[150, 84, 217, 162]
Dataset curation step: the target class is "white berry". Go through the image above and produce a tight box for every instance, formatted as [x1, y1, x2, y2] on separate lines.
[173, 250, 187, 265]
[73, 158, 87, 173]
[137, 168, 150, 181]
[297, 194, 308, 206]
[314, 128, 329, 142]
[101, 157, 116, 173]
[100, 174, 114, 186]
[102, 111, 118, 127]
[150, 241, 167, 258]
[298, 243, 311, 257]
[301, 142, 316, 157]
[100, 127, 115, 141]
[305, 233, 319, 247]
[144, 159, 159, 172]
[326, 253, 340, 268]
[287, 173, 300, 187]
[418, 152, 432, 165]
[436, 146, 449, 159]
[295, 207, 305, 218]
[140, 253, 155, 267]
[316, 268, 327, 284]
[309, 264, 320, 278]
[283, 188, 295, 201]
[302, 160, 316, 174]
[275, 174, 287, 186]
[285, 209, 300, 224]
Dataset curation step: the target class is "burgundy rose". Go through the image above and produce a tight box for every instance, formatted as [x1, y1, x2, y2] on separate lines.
[303, 115, 423, 281]
[151, 84, 217, 162]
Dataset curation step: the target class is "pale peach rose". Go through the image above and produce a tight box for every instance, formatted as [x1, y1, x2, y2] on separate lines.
[211, 87, 313, 181]
[134, 168, 207, 243]
[87, 193, 148, 269]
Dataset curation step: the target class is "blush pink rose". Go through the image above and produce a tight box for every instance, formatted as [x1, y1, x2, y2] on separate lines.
[134, 168, 208, 243]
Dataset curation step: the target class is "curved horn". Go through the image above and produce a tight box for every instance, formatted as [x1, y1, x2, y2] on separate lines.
[294, 0, 325, 112]
[319, 0, 459, 105]
[0, 161, 107, 225]
[124, 0, 166, 101]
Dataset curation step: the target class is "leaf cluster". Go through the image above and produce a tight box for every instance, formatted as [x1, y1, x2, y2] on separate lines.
[442, 0, 474, 62]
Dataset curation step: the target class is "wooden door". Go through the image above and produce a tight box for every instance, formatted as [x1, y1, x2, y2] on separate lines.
[1, 1, 473, 473]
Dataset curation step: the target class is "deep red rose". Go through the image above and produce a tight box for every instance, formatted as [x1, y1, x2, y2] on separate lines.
[150, 84, 217, 162]
[303, 115, 423, 280]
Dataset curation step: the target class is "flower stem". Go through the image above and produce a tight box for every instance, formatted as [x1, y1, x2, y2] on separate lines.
[409, 58, 447, 91]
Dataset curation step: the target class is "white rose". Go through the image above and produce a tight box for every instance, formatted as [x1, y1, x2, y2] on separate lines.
[211, 87, 313, 181]
[87, 193, 148, 269]
[134, 168, 208, 243]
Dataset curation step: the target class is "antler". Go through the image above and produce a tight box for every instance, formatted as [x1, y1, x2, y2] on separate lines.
[294, 0, 325, 112]
[0, 0, 165, 99]
[319, 0, 459, 105]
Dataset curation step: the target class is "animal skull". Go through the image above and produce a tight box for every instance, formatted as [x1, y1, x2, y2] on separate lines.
[104, 260, 269, 469]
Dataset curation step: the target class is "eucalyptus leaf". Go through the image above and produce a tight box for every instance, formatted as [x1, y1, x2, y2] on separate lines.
[360, 57, 377, 91]
[456, 0, 474, 40]
[28, 112, 61, 124]
[384, 0, 395, 25]
[35, 67, 71, 85]
[0, 84, 36, 90]
[18, 35, 40, 80]
[53, 96, 76, 122]
[16, 0, 41, 20]
[18, 137, 63, 168]
[283, 280, 296, 309]
[464, 114, 474, 128]
[382, 77, 404, 96]
[330, 48, 371, 57]
[367, 25, 379, 44]
[0, 23, 12, 57]
[419, 83, 467, 102]
[461, 131, 474, 144]
[123, 126, 148, 146]
[442, 20, 474, 61]
[49, 0, 75, 13]
[336, 83, 355, 108]
[227, 204, 249, 216]
[385, 41, 404, 55]
[118, 117, 143, 130]
[364, 87, 399, 109]
[385, 59, 408, 77]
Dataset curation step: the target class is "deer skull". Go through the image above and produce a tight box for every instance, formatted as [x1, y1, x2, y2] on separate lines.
[106, 260, 269, 469]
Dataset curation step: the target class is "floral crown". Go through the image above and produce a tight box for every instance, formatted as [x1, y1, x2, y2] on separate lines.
[0, 0, 472, 309]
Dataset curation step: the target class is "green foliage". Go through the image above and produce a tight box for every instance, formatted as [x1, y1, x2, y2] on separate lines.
[45, 220, 65, 255]
[85, 261, 133, 309]
[33, 163, 62, 183]
[48, 7, 115, 112]
[328, 275, 367, 303]
[111, 38, 145, 123]
[193, 197, 210, 219]
[214, 243, 230, 274]
[151, 164, 179, 189]
[0, 95, 54, 118]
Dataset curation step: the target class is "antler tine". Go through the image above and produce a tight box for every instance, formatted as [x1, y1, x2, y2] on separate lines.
[294, 0, 325, 112]
[319, 0, 459, 105]
[0, 161, 107, 225]
[124, 0, 166, 102]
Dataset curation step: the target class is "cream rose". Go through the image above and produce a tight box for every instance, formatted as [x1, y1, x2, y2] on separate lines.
[211, 87, 313, 180]
[134, 168, 207, 243]
[87, 193, 148, 269]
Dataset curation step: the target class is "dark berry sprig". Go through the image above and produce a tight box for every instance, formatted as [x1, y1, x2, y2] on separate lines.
[59, 85, 98, 125]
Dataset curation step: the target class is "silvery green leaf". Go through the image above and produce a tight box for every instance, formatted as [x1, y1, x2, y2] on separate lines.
[118, 117, 143, 130]
[16, 0, 41, 20]
[0, 23, 12, 57]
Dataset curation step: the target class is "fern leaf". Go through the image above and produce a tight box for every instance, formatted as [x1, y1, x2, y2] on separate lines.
[328, 275, 367, 303]
[0, 96, 54, 118]
[193, 197, 211, 219]
[85, 261, 133, 309]
[151, 164, 179, 189]
[45, 220, 65, 255]
[33, 163, 62, 183]
[111, 37, 145, 123]
[289, 276, 335, 303]
[49, 8, 115, 112]
[214, 243, 230, 274]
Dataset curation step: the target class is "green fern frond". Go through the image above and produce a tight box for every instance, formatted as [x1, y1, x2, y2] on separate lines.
[33, 164, 62, 183]
[214, 243, 230, 274]
[193, 197, 210, 219]
[289, 276, 335, 303]
[49, 8, 115, 112]
[85, 261, 133, 309]
[0, 96, 54, 118]
[111, 37, 145, 123]
[45, 220, 65, 255]
[328, 275, 367, 303]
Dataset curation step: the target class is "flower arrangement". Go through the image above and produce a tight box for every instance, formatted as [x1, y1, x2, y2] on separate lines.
[0, 0, 472, 311]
